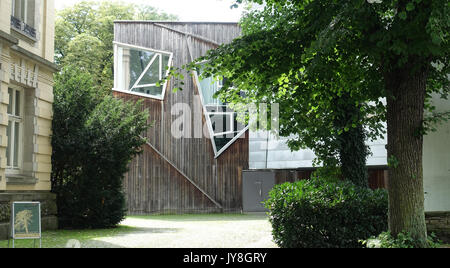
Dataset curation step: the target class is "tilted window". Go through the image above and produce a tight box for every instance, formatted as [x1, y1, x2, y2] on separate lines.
[197, 70, 247, 157]
[114, 42, 173, 100]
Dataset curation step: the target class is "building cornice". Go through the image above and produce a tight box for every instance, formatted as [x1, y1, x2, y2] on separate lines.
[1, 30, 59, 72]
[0, 30, 19, 46]
[10, 45, 59, 72]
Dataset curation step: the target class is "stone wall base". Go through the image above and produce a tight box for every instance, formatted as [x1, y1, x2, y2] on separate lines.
[0, 216, 58, 240]
[426, 212, 450, 243]
[0, 192, 58, 241]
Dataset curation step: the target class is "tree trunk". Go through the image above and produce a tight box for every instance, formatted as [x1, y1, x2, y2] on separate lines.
[385, 63, 428, 247]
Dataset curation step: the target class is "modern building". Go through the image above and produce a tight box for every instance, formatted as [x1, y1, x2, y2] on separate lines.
[113, 21, 247, 214]
[113, 21, 449, 238]
[0, 0, 58, 240]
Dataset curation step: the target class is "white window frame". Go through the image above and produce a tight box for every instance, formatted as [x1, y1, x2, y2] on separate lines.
[6, 85, 24, 171]
[209, 112, 236, 137]
[113, 41, 173, 101]
[193, 70, 248, 158]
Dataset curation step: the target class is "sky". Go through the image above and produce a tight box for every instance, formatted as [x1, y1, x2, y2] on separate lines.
[55, 0, 246, 22]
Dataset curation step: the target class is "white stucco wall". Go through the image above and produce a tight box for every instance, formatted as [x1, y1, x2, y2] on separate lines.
[423, 94, 450, 212]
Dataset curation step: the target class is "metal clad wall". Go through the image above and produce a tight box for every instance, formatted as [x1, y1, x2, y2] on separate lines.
[114, 22, 247, 214]
[250, 131, 388, 170]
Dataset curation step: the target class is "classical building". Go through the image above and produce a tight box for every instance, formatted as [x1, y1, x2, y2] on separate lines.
[0, 0, 58, 240]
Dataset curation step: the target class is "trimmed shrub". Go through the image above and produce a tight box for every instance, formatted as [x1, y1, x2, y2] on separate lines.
[52, 68, 150, 229]
[264, 178, 388, 248]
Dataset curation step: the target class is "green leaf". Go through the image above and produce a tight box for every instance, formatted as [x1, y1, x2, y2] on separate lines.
[406, 3, 415, 11]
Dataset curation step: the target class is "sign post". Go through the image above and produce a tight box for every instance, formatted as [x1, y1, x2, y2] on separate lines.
[9, 202, 42, 248]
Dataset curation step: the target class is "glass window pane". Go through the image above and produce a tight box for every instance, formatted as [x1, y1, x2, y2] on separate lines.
[14, 122, 20, 167]
[209, 114, 233, 135]
[162, 54, 171, 77]
[26, 0, 35, 27]
[7, 88, 13, 115]
[14, 0, 21, 18]
[129, 49, 156, 88]
[15, 90, 21, 117]
[20, 0, 26, 20]
[6, 121, 11, 167]
[138, 54, 161, 86]
[214, 136, 235, 152]
[200, 77, 223, 106]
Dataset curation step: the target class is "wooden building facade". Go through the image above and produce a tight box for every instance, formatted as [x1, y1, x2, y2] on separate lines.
[113, 21, 248, 214]
[112, 21, 391, 215]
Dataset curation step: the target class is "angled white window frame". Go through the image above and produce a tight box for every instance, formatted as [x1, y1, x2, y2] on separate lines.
[209, 112, 236, 136]
[113, 41, 173, 101]
[193, 69, 248, 158]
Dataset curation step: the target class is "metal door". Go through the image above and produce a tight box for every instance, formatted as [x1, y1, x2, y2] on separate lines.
[242, 171, 275, 212]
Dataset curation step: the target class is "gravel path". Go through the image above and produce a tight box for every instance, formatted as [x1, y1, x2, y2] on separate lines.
[84, 214, 278, 248]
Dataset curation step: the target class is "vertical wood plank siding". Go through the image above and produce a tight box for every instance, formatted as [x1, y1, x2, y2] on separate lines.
[113, 22, 247, 214]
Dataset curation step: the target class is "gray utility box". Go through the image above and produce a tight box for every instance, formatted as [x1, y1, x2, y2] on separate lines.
[242, 171, 276, 212]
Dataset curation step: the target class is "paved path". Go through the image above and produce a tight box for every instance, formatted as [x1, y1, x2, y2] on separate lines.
[84, 214, 278, 248]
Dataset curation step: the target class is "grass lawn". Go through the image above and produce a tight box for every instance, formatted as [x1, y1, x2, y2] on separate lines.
[0, 214, 276, 248]
[0, 225, 139, 248]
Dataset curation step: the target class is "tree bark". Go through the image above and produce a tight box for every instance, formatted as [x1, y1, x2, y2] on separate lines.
[385, 63, 428, 247]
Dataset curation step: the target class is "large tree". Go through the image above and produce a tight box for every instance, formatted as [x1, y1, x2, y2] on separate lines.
[55, 0, 178, 93]
[187, 0, 449, 247]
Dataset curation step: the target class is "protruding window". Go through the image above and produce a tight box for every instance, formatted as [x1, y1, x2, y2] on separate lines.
[196, 68, 247, 157]
[114, 42, 173, 100]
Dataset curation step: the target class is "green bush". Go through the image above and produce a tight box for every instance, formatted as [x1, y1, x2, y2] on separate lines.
[264, 178, 388, 248]
[51, 68, 150, 229]
[364, 232, 441, 248]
